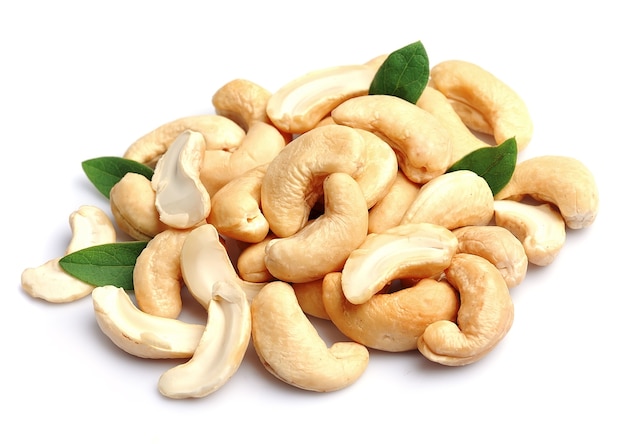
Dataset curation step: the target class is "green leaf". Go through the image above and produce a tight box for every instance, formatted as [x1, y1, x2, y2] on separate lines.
[82, 156, 153, 199]
[59, 241, 148, 290]
[369, 40, 429, 103]
[446, 138, 518, 195]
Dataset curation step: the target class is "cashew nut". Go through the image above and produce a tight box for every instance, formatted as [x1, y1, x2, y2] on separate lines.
[21, 205, 117, 303]
[110, 172, 167, 241]
[367, 170, 421, 233]
[181, 224, 266, 307]
[152, 129, 211, 229]
[158, 280, 251, 399]
[92, 285, 204, 359]
[494, 155, 599, 229]
[260, 124, 366, 238]
[417, 253, 514, 366]
[236, 233, 276, 283]
[266, 63, 379, 134]
[212, 78, 272, 131]
[133, 228, 191, 319]
[353, 128, 398, 208]
[207, 163, 269, 243]
[341, 222, 458, 305]
[124, 114, 246, 167]
[453, 225, 528, 288]
[417, 85, 489, 163]
[250, 281, 369, 392]
[292, 278, 329, 320]
[400, 170, 494, 230]
[493, 199, 566, 266]
[264, 172, 369, 283]
[331, 94, 452, 184]
[323, 272, 459, 352]
[429, 60, 533, 150]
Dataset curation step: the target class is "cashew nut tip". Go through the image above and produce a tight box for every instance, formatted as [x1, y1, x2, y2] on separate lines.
[92, 285, 205, 359]
[21, 205, 116, 303]
[417, 253, 514, 366]
[158, 280, 251, 399]
[251, 281, 369, 392]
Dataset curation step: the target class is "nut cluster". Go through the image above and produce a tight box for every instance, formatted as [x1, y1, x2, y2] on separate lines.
[20, 53, 599, 396]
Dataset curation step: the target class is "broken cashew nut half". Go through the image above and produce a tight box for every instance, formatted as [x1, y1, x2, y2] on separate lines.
[158, 280, 251, 399]
[21, 205, 117, 303]
[251, 281, 369, 392]
[92, 285, 204, 359]
[417, 253, 514, 366]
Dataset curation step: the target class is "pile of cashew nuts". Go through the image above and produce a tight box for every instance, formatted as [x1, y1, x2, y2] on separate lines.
[21, 54, 600, 397]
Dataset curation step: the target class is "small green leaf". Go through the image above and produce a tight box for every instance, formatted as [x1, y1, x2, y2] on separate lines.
[446, 138, 518, 195]
[59, 241, 148, 290]
[369, 40, 429, 103]
[82, 156, 154, 199]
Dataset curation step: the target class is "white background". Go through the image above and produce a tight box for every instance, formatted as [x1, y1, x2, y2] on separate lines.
[2, 1, 624, 443]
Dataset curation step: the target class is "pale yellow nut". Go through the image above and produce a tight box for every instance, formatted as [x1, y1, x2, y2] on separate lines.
[323, 273, 459, 352]
[453, 225, 528, 288]
[264, 172, 369, 283]
[260, 124, 366, 238]
[207, 163, 269, 243]
[133, 228, 191, 319]
[367, 169, 421, 233]
[92, 285, 204, 359]
[493, 200, 566, 266]
[110, 172, 167, 241]
[21, 205, 117, 303]
[124, 114, 246, 167]
[494, 155, 599, 229]
[251, 281, 369, 392]
[158, 280, 251, 399]
[341, 222, 458, 305]
[292, 278, 329, 320]
[236, 233, 277, 283]
[430, 60, 533, 150]
[353, 129, 398, 209]
[152, 130, 211, 229]
[417, 253, 514, 366]
[266, 63, 379, 134]
[400, 170, 494, 230]
[212, 78, 273, 131]
[332, 94, 452, 184]
[200, 121, 286, 197]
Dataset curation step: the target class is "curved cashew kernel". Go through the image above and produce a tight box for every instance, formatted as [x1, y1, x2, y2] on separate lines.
[266, 63, 379, 134]
[447, 98, 493, 135]
[417, 86, 489, 163]
[110, 172, 167, 241]
[453, 225, 528, 288]
[124, 114, 246, 167]
[92, 285, 204, 359]
[181, 224, 266, 307]
[236, 233, 277, 283]
[368, 170, 421, 233]
[331, 94, 452, 184]
[260, 124, 366, 238]
[493, 200, 566, 266]
[430, 60, 533, 150]
[293, 278, 329, 320]
[323, 273, 459, 352]
[212, 78, 272, 131]
[400, 170, 494, 230]
[158, 280, 251, 399]
[417, 253, 514, 366]
[494, 155, 599, 229]
[265, 172, 369, 283]
[133, 228, 190, 319]
[200, 121, 286, 197]
[250, 281, 369, 392]
[341, 223, 458, 305]
[353, 129, 398, 208]
[207, 163, 269, 243]
[152, 130, 211, 229]
[21, 205, 117, 303]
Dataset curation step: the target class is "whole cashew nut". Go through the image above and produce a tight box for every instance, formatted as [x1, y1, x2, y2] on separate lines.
[212, 78, 273, 131]
[236, 233, 277, 283]
[417, 253, 514, 366]
[250, 280, 369, 392]
[21, 205, 117, 303]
